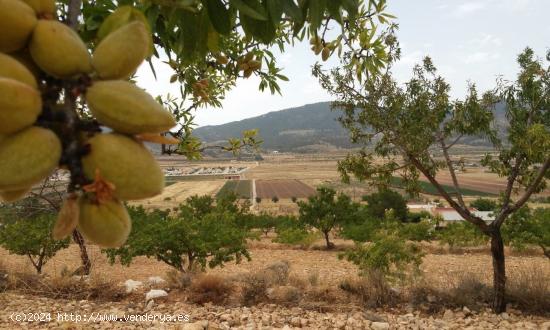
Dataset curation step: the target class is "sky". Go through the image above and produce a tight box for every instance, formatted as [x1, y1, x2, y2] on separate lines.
[137, 0, 550, 127]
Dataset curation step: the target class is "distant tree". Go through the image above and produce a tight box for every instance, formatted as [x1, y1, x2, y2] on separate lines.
[315, 48, 550, 312]
[0, 208, 70, 273]
[362, 189, 408, 222]
[104, 196, 251, 272]
[503, 207, 549, 259]
[298, 187, 360, 249]
[271, 196, 279, 203]
[252, 212, 278, 236]
[470, 198, 498, 211]
[291, 196, 298, 203]
[255, 197, 262, 204]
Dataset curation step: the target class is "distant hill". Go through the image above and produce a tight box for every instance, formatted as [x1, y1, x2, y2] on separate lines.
[193, 101, 508, 153]
[194, 102, 354, 153]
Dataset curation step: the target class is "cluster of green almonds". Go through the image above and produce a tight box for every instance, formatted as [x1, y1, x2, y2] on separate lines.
[0, 2, 177, 247]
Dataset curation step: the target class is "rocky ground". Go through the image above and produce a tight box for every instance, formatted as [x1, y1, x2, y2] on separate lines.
[1, 292, 549, 330]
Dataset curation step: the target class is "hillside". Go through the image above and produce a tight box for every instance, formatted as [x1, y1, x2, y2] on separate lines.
[194, 102, 354, 152]
[193, 101, 508, 153]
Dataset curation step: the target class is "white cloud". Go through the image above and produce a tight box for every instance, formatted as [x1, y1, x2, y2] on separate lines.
[453, 2, 486, 17]
[462, 52, 501, 64]
[470, 34, 503, 48]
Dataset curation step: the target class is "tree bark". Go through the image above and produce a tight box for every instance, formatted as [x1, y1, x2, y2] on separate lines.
[324, 231, 333, 249]
[490, 230, 506, 313]
[72, 230, 91, 275]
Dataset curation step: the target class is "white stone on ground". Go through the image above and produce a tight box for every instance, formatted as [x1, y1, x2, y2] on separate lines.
[124, 279, 143, 293]
[145, 289, 168, 301]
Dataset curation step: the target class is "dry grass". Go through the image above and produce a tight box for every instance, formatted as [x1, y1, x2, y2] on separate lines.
[507, 265, 550, 313]
[189, 274, 232, 305]
[339, 271, 398, 307]
[2, 270, 125, 302]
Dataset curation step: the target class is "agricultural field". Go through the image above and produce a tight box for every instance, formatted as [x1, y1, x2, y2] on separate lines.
[134, 180, 226, 210]
[217, 180, 253, 199]
[255, 179, 316, 199]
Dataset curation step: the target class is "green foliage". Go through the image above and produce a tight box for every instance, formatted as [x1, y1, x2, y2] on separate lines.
[104, 194, 251, 271]
[273, 227, 318, 248]
[250, 212, 278, 236]
[362, 189, 408, 222]
[437, 222, 488, 249]
[298, 187, 360, 248]
[399, 219, 435, 242]
[503, 207, 550, 258]
[340, 232, 424, 281]
[470, 198, 498, 211]
[0, 210, 70, 273]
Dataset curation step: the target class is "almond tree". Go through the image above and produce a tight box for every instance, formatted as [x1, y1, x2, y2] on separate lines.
[313, 48, 549, 312]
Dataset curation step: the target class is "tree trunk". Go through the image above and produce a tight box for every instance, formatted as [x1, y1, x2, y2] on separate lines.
[490, 230, 506, 313]
[324, 231, 333, 249]
[72, 230, 91, 275]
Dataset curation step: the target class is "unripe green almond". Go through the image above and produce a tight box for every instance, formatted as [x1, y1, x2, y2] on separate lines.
[0, 187, 30, 202]
[0, 0, 37, 52]
[22, 0, 56, 17]
[0, 53, 37, 88]
[86, 80, 176, 134]
[30, 20, 92, 78]
[93, 21, 149, 80]
[78, 197, 131, 248]
[97, 6, 153, 55]
[0, 77, 42, 134]
[0, 127, 61, 191]
[81, 133, 165, 200]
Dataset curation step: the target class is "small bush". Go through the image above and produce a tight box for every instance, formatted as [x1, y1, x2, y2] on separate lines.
[339, 271, 398, 307]
[507, 266, 550, 313]
[291, 196, 297, 203]
[189, 274, 232, 305]
[340, 234, 424, 282]
[255, 197, 262, 203]
[241, 272, 269, 306]
[274, 228, 318, 248]
[165, 270, 192, 289]
[307, 270, 320, 287]
[271, 196, 279, 203]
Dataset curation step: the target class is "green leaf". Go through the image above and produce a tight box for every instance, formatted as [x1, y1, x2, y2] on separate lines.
[326, 0, 342, 23]
[266, 0, 284, 27]
[231, 0, 267, 20]
[308, 0, 326, 31]
[203, 0, 232, 35]
[281, 0, 302, 22]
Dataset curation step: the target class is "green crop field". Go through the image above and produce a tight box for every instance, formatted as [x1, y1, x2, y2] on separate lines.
[390, 177, 496, 197]
[216, 180, 252, 199]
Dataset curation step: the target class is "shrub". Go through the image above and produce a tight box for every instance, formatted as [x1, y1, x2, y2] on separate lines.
[104, 195, 251, 271]
[436, 221, 488, 249]
[189, 274, 232, 305]
[340, 228, 424, 282]
[271, 196, 279, 203]
[255, 197, 262, 204]
[399, 219, 434, 242]
[274, 227, 318, 248]
[470, 198, 497, 211]
[291, 196, 298, 203]
[362, 189, 408, 222]
[339, 271, 398, 307]
[0, 212, 69, 274]
[503, 207, 549, 259]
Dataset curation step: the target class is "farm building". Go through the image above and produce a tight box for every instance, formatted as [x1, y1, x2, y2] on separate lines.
[433, 207, 494, 223]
